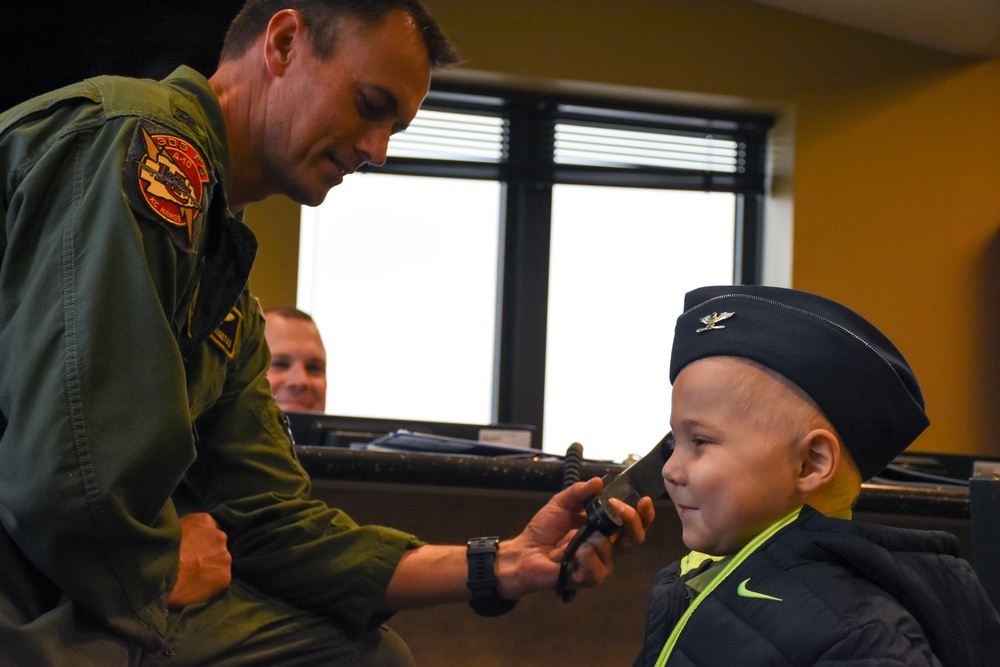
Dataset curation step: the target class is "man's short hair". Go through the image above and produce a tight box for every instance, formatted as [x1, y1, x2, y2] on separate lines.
[264, 305, 316, 323]
[219, 0, 460, 69]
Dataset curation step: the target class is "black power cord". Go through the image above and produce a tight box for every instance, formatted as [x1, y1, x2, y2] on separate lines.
[562, 442, 584, 489]
[557, 442, 585, 601]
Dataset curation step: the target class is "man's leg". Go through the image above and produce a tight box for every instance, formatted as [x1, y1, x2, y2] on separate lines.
[0, 526, 137, 667]
[138, 580, 416, 667]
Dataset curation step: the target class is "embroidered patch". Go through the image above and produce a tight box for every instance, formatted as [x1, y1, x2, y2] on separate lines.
[210, 307, 243, 359]
[126, 121, 209, 251]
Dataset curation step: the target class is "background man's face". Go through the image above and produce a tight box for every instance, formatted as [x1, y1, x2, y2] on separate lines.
[265, 315, 328, 412]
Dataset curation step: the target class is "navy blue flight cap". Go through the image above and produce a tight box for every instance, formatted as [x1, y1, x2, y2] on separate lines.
[670, 285, 930, 481]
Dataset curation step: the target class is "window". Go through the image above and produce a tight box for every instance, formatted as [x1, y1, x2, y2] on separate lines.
[298, 83, 772, 462]
[298, 174, 502, 422]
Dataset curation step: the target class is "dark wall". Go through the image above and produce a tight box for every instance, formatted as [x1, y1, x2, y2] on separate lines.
[1, 1, 245, 112]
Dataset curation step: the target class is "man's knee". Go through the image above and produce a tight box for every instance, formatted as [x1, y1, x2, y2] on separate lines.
[355, 625, 415, 667]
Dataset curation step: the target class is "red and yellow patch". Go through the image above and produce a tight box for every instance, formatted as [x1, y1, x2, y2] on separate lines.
[132, 124, 209, 248]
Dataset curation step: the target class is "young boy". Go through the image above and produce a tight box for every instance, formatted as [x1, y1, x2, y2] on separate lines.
[634, 284, 1000, 666]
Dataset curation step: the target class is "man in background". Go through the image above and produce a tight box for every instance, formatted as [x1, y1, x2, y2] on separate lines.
[264, 305, 328, 413]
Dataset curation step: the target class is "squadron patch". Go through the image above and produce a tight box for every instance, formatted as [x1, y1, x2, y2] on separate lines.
[126, 121, 209, 251]
[211, 307, 243, 359]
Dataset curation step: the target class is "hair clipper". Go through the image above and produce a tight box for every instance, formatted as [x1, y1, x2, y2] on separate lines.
[557, 432, 673, 601]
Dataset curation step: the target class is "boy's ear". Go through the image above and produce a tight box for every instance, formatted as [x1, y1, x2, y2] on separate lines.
[795, 428, 841, 494]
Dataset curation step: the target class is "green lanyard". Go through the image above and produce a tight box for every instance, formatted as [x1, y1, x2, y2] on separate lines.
[653, 506, 802, 667]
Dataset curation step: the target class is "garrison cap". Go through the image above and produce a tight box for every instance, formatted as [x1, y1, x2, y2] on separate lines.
[670, 285, 930, 480]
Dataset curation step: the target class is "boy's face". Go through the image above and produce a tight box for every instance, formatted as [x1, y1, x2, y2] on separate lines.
[663, 357, 808, 556]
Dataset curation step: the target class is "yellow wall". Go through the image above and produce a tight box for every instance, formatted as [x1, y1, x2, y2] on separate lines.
[245, 0, 1000, 458]
[244, 195, 300, 308]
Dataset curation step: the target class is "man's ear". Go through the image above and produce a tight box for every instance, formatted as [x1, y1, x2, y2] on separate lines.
[795, 428, 841, 494]
[263, 9, 306, 76]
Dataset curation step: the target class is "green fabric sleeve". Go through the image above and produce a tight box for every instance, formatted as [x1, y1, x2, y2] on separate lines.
[185, 296, 424, 633]
[1, 93, 197, 648]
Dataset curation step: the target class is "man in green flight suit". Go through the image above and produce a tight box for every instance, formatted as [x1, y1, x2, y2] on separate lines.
[0, 1, 655, 664]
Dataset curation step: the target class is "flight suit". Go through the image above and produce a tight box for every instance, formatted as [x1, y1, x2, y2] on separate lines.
[0, 66, 420, 665]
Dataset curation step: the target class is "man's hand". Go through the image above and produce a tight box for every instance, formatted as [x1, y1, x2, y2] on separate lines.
[497, 477, 655, 599]
[167, 512, 233, 610]
[381, 477, 654, 611]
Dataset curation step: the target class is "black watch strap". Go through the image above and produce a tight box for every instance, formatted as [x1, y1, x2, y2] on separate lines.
[466, 536, 518, 617]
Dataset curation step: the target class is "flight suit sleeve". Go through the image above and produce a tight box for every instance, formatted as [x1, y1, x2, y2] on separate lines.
[183, 295, 423, 634]
[0, 102, 207, 648]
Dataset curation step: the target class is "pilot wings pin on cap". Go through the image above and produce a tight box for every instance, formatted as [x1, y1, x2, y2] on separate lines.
[669, 285, 930, 480]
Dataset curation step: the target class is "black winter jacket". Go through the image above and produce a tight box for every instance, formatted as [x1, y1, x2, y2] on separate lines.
[634, 505, 1000, 666]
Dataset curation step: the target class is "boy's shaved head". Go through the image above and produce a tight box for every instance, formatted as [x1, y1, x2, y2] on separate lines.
[723, 357, 864, 510]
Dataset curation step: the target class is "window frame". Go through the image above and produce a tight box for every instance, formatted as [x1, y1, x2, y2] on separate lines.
[361, 80, 774, 441]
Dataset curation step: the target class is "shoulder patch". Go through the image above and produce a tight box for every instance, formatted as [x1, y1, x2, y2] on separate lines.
[210, 307, 243, 359]
[125, 120, 209, 251]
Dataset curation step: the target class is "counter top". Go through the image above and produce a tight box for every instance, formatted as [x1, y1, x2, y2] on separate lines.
[295, 445, 971, 519]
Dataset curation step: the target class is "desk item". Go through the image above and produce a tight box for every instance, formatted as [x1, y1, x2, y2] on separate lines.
[358, 430, 538, 457]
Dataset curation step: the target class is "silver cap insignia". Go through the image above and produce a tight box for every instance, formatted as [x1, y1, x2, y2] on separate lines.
[697, 311, 734, 333]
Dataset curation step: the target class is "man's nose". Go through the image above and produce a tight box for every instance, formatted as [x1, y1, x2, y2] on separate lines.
[285, 362, 309, 385]
[356, 126, 391, 167]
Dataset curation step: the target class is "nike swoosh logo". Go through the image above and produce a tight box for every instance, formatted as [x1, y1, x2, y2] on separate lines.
[737, 578, 782, 601]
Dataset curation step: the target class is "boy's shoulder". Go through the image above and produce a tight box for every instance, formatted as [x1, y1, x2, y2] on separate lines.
[722, 508, 989, 663]
[783, 505, 961, 563]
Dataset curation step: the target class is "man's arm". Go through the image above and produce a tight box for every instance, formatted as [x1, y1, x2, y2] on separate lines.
[380, 477, 655, 610]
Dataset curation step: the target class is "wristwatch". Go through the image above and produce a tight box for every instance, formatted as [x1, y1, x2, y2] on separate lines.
[466, 536, 519, 617]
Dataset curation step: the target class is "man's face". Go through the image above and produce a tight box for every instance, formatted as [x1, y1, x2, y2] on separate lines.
[663, 357, 806, 556]
[263, 10, 431, 206]
[264, 315, 328, 413]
